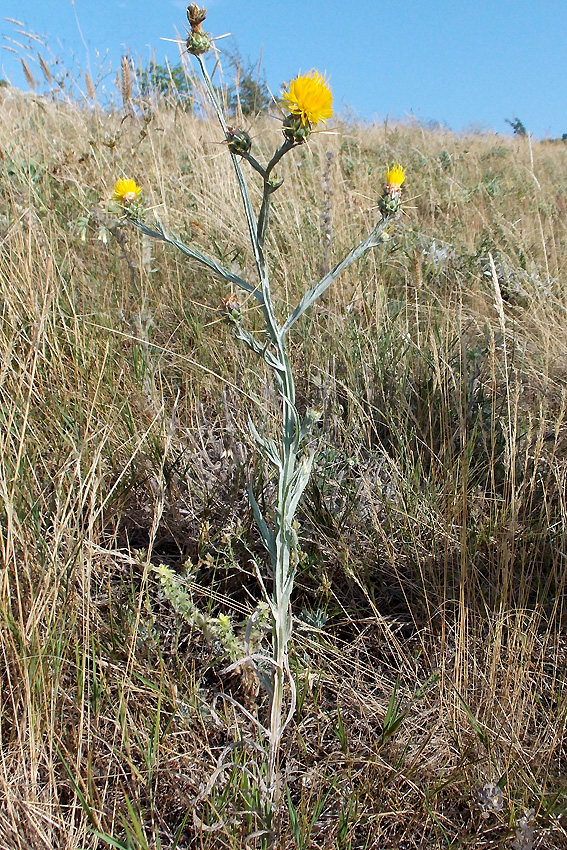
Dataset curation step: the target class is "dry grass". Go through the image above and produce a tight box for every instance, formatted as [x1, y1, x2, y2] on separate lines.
[1, 74, 567, 849]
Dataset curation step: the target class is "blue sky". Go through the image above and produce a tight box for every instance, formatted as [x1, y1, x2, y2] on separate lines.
[2, 0, 566, 138]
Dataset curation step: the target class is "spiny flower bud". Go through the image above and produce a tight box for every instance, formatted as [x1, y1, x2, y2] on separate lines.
[282, 114, 311, 144]
[226, 126, 252, 156]
[186, 30, 211, 55]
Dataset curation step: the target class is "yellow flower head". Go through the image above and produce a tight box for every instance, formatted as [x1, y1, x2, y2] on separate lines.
[281, 70, 333, 127]
[112, 178, 142, 204]
[385, 164, 406, 187]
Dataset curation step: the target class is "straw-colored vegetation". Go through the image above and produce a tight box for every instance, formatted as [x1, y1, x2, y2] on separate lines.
[1, 65, 567, 849]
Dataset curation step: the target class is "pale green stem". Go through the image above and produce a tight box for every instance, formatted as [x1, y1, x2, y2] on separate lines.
[265, 335, 295, 792]
[257, 138, 296, 251]
[195, 58, 300, 796]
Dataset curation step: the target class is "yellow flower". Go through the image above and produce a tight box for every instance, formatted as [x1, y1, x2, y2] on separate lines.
[112, 178, 142, 204]
[385, 164, 406, 186]
[281, 70, 333, 127]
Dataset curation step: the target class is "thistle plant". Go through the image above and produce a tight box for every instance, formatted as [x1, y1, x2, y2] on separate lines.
[112, 3, 405, 810]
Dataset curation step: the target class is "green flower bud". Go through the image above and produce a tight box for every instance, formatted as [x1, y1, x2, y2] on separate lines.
[186, 30, 211, 55]
[282, 114, 311, 144]
[378, 192, 402, 215]
[226, 126, 252, 155]
[379, 165, 405, 215]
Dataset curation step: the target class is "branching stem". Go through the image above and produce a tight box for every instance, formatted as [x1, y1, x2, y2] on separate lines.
[132, 49, 400, 811]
